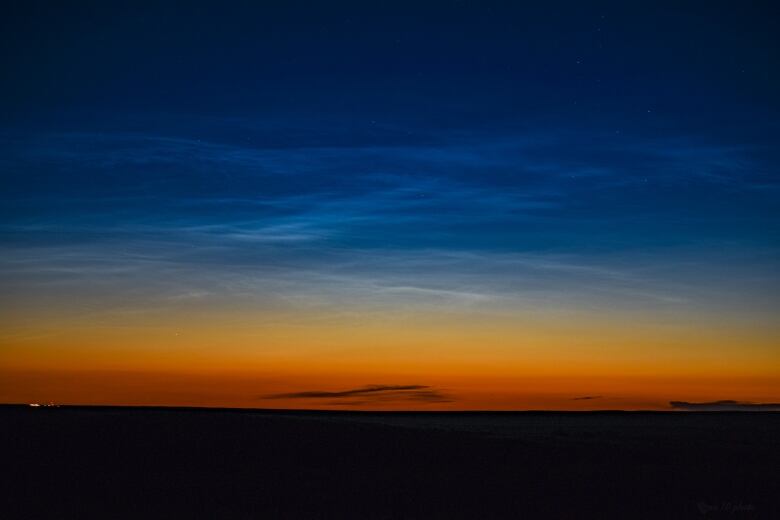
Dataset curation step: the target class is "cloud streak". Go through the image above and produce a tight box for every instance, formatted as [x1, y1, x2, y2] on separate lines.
[263, 385, 453, 404]
[669, 400, 780, 411]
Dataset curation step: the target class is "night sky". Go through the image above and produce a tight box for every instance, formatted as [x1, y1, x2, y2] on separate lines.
[1, 1, 778, 409]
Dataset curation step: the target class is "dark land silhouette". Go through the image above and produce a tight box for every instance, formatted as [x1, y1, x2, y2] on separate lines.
[1, 405, 778, 519]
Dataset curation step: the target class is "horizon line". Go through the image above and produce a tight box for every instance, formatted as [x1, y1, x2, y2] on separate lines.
[3, 403, 778, 414]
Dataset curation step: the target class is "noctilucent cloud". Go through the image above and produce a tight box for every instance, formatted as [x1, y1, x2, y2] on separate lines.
[1, 2, 778, 409]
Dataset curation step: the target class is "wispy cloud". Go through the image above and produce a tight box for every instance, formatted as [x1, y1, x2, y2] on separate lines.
[0, 237, 723, 322]
[1, 125, 777, 329]
[571, 395, 602, 401]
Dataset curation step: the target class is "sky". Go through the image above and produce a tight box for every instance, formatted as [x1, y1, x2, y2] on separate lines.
[1, 1, 778, 410]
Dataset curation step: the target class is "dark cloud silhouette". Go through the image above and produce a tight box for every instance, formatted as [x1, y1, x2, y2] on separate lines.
[571, 395, 602, 401]
[670, 400, 780, 411]
[263, 384, 453, 404]
[266, 384, 428, 399]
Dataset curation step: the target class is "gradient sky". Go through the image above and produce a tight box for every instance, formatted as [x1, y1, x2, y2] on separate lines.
[1, 1, 778, 409]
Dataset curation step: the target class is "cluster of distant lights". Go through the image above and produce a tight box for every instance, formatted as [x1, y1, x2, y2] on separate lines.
[28, 403, 59, 408]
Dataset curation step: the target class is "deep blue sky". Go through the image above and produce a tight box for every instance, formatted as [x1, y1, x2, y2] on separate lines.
[1, 1, 778, 327]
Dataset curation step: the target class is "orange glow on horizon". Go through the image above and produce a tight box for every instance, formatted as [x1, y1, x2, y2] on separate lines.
[2, 301, 778, 410]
